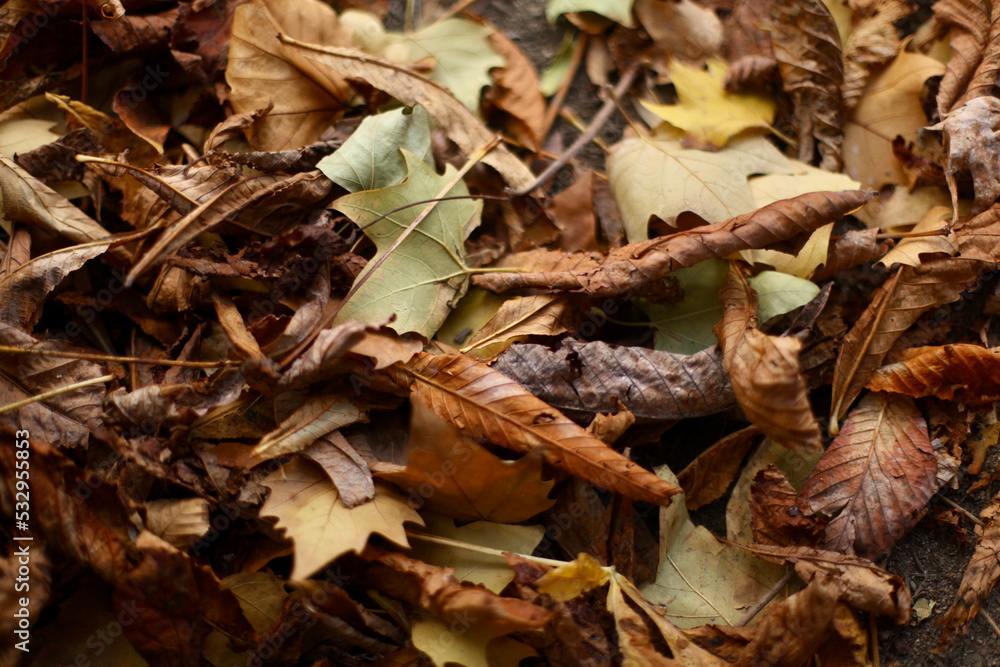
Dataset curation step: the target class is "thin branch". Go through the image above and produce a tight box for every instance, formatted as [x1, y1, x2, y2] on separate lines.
[514, 63, 640, 197]
[939, 496, 985, 527]
[0, 374, 114, 416]
[0, 346, 236, 368]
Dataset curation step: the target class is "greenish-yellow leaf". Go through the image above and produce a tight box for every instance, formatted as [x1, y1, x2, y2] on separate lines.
[749, 271, 821, 323]
[638, 259, 728, 354]
[545, 0, 635, 26]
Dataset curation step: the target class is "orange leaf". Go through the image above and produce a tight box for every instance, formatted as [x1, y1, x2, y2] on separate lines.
[866, 343, 1000, 405]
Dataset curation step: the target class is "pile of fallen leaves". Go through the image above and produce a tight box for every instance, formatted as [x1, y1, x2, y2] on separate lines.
[1, 0, 1000, 664]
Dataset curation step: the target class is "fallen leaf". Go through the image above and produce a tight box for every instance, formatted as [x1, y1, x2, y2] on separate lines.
[252, 392, 365, 459]
[379, 401, 555, 522]
[866, 343, 1000, 405]
[930, 96, 1000, 218]
[750, 464, 825, 547]
[487, 29, 547, 150]
[493, 338, 735, 420]
[829, 257, 985, 426]
[410, 514, 546, 593]
[463, 294, 570, 357]
[260, 458, 422, 579]
[107, 367, 245, 428]
[637, 258, 728, 354]
[144, 498, 211, 549]
[547, 0, 635, 27]
[302, 431, 375, 508]
[333, 150, 481, 338]
[634, 0, 723, 65]
[279, 35, 537, 191]
[641, 466, 784, 627]
[715, 265, 822, 453]
[643, 59, 775, 149]
[802, 392, 939, 559]
[877, 206, 957, 267]
[473, 189, 874, 297]
[535, 553, 610, 601]
[609, 133, 795, 241]
[770, 0, 845, 170]
[678, 425, 761, 511]
[936, 490, 1000, 650]
[840, 0, 914, 111]
[317, 104, 432, 192]
[392, 351, 682, 506]
[933, 0, 1000, 115]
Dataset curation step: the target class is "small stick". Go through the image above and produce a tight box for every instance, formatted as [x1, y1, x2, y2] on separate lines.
[514, 63, 640, 197]
[539, 34, 588, 143]
[736, 569, 794, 626]
[0, 374, 114, 416]
[980, 608, 1000, 641]
[0, 345, 236, 368]
[939, 496, 985, 527]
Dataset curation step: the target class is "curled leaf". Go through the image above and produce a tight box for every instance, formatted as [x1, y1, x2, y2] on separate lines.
[866, 343, 1000, 405]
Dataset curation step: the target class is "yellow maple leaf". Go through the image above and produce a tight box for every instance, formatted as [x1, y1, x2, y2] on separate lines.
[642, 59, 775, 149]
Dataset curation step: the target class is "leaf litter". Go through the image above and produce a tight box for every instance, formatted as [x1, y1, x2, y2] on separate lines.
[2, 0, 1000, 664]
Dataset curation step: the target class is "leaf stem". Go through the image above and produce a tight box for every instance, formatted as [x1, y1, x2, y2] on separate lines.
[0, 346, 236, 368]
[405, 529, 571, 569]
[0, 373, 114, 416]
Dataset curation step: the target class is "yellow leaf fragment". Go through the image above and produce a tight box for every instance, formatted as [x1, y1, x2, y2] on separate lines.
[535, 553, 611, 601]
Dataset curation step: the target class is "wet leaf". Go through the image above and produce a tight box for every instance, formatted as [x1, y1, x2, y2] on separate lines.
[802, 392, 939, 559]
[260, 458, 422, 579]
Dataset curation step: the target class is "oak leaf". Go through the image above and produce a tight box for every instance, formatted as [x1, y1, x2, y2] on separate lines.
[392, 351, 682, 506]
[714, 266, 821, 454]
[260, 458, 422, 580]
[802, 392, 939, 560]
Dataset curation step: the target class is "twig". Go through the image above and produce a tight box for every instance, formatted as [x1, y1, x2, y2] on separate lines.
[0, 345, 236, 368]
[736, 569, 794, 626]
[539, 34, 588, 143]
[939, 496, 985, 527]
[0, 374, 114, 416]
[405, 530, 570, 569]
[980, 608, 1000, 641]
[514, 63, 640, 197]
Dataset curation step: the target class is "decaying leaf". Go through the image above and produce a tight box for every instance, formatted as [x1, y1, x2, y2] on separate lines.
[930, 96, 1000, 218]
[866, 343, 1000, 405]
[493, 338, 735, 420]
[936, 490, 1000, 650]
[715, 266, 821, 453]
[392, 351, 682, 506]
[802, 392, 939, 560]
[750, 464, 824, 547]
[252, 392, 365, 460]
[678, 425, 761, 511]
[260, 458, 422, 579]
[770, 0, 845, 170]
[473, 189, 874, 297]
[934, 0, 1000, 116]
[144, 498, 211, 549]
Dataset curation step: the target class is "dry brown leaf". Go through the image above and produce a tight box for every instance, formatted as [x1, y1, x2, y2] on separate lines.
[866, 343, 1000, 405]
[934, 0, 1000, 115]
[144, 498, 211, 549]
[930, 96, 1000, 218]
[462, 294, 570, 356]
[302, 431, 375, 508]
[253, 391, 365, 460]
[634, 0, 723, 67]
[227, 0, 354, 151]
[278, 320, 378, 388]
[735, 543, 912, 622]
[494, 339, 734, 420]
[0, 155, 111, 245]
[936, 490, 1000, 650]
[678, 425, 761, 511]
[734, 575, 839, 667]
[829, 257, 986, 426]
[473, 190, 873, 296]
[380, 402, 554, 522]
[278, 36, 536, 191]
[715, 266, 821, 453]
[812, 227, 885, 282]
[770, 0, 845, 170]
[750, 464, 825, 547]
[487, 30, 547, 151]
[802, 392, 939, 560]
[106, 367, 245, 428]
[391, 351, 681, 507]
[841, 0, 913, 111]
[211, 292, 271, 367]
[127, 170, 332, 284]
[363, 550, 554, 635]
[0, 241, 109, 331]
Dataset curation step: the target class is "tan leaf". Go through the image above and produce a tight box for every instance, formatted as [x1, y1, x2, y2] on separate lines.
[227, 0, 353, 151]
[802, 392, 939, 559]
[473, 189, 874, 297]
[841, 0, 914, 111]
[462, 294, 570, 356]
[302, 431, 374, 508]
[678, 425, 761, 511]
[930, 96, 1000, 218]
[378, 402, 554, 523]
[487, 30, 547, 151]
[876, 206, 957, 268]
[278, 320, 380, 388]
[770, 0, 845, 170]
[866, 343, 1000, 405]
[829, 257, 985, 426]
[634, 0, 723, 66]
[391, 351, 682, 507]
[494, 339, 734, 420]
[211, 292, 270, 366]
[934, 0, 1000, 115]
[714, 266, 821, 453]
[936, 490, 1000, 650]
[144, 498, 211, 550]
[278, 36, 536, 191]
[253, 392, 366, 460]
[260, 459, 422, 579]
